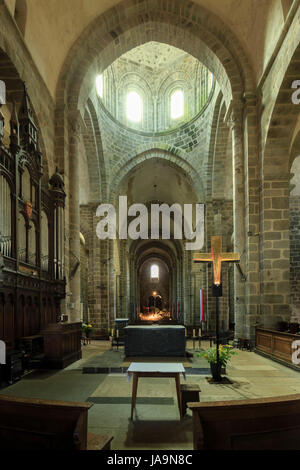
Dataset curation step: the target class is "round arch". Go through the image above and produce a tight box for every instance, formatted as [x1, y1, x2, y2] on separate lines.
[109, 148, 204, 203]
[54, 0, 255, 172]
[263, 43, 300, 179]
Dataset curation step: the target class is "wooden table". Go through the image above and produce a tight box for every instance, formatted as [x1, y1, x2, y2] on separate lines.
[127, 362, 186, 420]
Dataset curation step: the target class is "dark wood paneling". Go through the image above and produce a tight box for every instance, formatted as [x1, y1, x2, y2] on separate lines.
[256, 328, 300, 368]
[188, 395, 300, 450]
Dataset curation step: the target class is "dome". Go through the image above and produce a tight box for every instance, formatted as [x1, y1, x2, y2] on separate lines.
[96, 42, 214, 134]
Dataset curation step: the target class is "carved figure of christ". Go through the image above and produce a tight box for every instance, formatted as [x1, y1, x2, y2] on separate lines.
[193, 236, 240, 286]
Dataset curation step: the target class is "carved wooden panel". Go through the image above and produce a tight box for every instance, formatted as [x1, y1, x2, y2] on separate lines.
[0, 80, 66, 351]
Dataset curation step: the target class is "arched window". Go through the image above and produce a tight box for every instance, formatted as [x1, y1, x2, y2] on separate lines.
[151, 264, 159, 279]
[96, 74, 104, 98]
[126, 91, 143, 122]
[170, 90, 184, 119]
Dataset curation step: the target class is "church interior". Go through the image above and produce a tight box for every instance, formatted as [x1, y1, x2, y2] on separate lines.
[0, 0, 300, 451]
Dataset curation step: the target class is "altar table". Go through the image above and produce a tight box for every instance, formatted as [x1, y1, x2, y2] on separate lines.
[124, 325, 186, 357]
[127, 362, 186, 419]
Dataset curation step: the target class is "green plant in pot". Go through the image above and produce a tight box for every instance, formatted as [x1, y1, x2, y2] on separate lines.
[82, 323, 94, 339]
[199, 344, 237, 381]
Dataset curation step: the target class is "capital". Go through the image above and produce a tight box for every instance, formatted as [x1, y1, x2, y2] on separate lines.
[224, 100, 244, 131]
[68, 111, 85, 136]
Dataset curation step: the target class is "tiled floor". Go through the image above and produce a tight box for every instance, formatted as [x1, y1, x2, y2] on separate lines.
[1, 340, 300, 450]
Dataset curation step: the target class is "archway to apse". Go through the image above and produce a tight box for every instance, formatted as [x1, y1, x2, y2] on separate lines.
[114, 155, 200, 324]
[134, 241, 178, 323]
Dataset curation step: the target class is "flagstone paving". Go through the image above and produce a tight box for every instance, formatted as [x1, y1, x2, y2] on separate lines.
[1, 340, 300, 450]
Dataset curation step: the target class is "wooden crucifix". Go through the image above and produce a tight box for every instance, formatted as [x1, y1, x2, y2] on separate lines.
[193, 236, 240, 381]
[194, 236, 240, 291]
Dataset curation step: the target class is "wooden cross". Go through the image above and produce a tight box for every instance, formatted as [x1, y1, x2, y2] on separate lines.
[193, 236, 240, 286]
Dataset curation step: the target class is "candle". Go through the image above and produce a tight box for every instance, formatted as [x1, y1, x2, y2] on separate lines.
[111, 328, 114, 337]
[116, 329, 119, 338]
[193, 329, 196, 337]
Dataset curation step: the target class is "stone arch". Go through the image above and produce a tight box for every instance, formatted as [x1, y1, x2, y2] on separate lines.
[130, 237, 185, 317]
[56, 0, 254, 108]
[205, 90, 224, 200]
[263, 43, 300, 179]
[212, 102, 232, 200]
[54, 0, 255, 171]
[260, 43, 300, 328]
[14, 0, 27, 36]
[83, 101, 105, 202]
[261, 7, 300, 152]
[88, 96, 108, 199]
[109, 148, 204, 203]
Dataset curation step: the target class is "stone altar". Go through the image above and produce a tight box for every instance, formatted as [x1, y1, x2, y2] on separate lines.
[124, 325, 186, 357]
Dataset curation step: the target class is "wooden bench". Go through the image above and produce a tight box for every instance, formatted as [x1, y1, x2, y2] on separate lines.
[180, 383, 201, 416]
[0, 395, 113, 450]
[188, 394, 300, 450]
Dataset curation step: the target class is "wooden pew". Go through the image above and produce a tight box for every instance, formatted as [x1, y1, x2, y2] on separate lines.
[0, 395, 113, 450]
[188, 394, 300, 450]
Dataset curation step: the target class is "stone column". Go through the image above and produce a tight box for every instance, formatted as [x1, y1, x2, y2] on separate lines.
[260, 176, 290, 327]
[227, 104, 247, 340]
[243, 93, 261, 342]
[90, 205, 102, 335]
[68, 113, 82, 323]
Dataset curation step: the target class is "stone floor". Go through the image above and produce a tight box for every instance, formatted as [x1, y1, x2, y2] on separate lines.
[1, 340, 300, 450]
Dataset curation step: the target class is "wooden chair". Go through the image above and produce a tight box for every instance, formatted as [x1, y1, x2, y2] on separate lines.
[185, 326, 202, 349]
[237, 337, 252, 351]
[0, 395, 113, 450]
[188, 394, 300, 450]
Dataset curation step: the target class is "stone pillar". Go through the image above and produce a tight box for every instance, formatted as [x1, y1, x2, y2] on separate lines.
[90, 205, 102, 335]
[68, 113, 82, 322]
[119, 240, 128, 317]
[243, 93, 260, 342]
[204, 201, 214, 331]
[260, 176, 290, 327]
[227, 104, 247, 340]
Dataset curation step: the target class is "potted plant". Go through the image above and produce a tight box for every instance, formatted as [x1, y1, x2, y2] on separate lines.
[199, 344, 237, 381]
[82, 323, 94, 339]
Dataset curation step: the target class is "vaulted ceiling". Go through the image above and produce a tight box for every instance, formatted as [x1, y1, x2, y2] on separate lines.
[6, 0, 293, 98]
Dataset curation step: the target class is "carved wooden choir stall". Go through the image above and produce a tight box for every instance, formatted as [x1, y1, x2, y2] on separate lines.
[0, 83, 80, 381]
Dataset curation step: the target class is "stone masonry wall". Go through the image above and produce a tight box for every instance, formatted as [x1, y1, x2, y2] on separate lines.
[290, 196, 300, 320]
